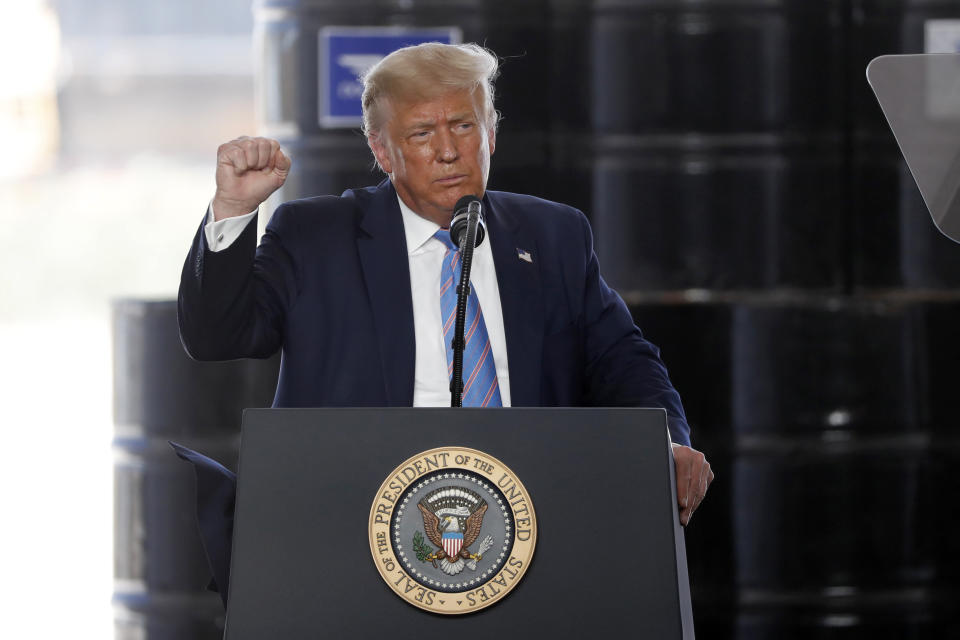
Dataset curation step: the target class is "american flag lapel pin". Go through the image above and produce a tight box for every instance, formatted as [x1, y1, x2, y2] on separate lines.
[516, 248, 533, 263]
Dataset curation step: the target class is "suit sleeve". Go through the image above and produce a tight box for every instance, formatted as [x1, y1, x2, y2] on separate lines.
[576, 212, 692, 446]
[178, 203, 301, 361]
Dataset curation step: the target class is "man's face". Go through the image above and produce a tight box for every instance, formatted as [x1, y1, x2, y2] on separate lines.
[370, 88, 496, 226]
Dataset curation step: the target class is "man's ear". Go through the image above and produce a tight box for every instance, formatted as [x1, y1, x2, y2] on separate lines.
[368, 134, 393, 175]
[487, 126, 496, 156]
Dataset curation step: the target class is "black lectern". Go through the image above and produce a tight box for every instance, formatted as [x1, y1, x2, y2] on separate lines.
[225, 408, 694, 638]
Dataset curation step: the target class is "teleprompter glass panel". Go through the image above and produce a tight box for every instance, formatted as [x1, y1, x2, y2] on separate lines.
[869, 54, 960, 243]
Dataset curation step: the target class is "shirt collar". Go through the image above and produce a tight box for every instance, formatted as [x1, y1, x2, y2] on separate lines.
[398, 194, 443, 255]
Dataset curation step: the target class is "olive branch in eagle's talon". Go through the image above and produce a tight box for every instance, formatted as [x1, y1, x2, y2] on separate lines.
[413, 531, 437, 567]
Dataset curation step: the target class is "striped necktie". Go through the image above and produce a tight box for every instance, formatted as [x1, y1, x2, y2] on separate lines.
[434, 230, 502, 407]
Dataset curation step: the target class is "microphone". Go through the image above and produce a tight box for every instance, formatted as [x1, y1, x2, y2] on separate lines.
[446, 194, 485, 407]
[449, 195, 485, 250]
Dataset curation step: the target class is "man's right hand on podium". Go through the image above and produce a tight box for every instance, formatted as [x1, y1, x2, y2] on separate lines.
[212, 136, 291, 220]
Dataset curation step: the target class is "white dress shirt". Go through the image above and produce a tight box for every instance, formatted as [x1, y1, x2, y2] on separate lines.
[204, 198, 512, 406]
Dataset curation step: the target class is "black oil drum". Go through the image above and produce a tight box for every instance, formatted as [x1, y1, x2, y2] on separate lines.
[112, 300, 279, 639]
[626, 296, 736, 637]
[591, 0, 846, 134]
[915, 297, 960, 601]
[593, 134, 845, 291]
[590, 0, 846, 291]
[727, 298, 952, 636]
[546, 0, 594, 216]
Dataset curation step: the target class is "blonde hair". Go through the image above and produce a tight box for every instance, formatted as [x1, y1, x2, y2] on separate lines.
[361, 42, 500, 139]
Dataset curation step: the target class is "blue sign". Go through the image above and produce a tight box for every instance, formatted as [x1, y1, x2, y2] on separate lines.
[319, 26, 462, 128]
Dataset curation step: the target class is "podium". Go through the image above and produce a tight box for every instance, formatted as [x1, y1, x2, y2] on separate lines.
[224, 408, 694, 638]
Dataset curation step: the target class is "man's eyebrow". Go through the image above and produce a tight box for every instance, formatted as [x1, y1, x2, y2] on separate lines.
[401, 111, 478, 135]
[402, 120, 435, 134]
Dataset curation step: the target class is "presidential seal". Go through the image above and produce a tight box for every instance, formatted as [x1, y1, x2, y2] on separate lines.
[368, 447, 537, 615]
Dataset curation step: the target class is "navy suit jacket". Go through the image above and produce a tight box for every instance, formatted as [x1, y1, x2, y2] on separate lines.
[178, 181, 690, 445]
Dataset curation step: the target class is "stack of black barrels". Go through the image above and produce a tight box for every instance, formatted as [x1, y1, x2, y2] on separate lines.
[606, 1, 960, 637]
[113, 0, 960, 637]
[112, 301, 278, 638]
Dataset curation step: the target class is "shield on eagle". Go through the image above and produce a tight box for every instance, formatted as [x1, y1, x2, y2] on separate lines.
[442, 531, 464, 557]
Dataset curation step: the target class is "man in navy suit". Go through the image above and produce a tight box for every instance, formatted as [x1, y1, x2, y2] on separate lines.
[179, 42, 713, 526]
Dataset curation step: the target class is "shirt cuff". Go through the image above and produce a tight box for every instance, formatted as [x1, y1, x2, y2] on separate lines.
[204, 202, 257, 252]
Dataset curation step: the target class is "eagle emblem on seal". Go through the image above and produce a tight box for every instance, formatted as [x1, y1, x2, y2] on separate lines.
[413, 486, 495, 576]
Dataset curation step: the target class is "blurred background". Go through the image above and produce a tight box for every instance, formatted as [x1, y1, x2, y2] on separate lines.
[2, 0, 960, 637]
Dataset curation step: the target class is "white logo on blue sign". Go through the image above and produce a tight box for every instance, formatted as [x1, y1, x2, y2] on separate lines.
[319, 26, 462, 128]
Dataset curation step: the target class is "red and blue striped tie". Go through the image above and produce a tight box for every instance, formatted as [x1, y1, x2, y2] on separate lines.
[435, 230, 502, 407]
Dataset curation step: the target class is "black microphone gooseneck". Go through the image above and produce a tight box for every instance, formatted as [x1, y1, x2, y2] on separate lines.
[449, 195, 486, 407]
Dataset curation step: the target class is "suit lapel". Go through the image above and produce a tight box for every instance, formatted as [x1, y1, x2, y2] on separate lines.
[355, 182, 416, 405]
[485, 193, 544, 406]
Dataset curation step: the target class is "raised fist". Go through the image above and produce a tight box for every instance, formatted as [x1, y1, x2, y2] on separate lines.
[212, 136, 291, 220]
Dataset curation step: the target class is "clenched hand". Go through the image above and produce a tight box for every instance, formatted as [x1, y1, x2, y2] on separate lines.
[212, 136, 291, 220]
